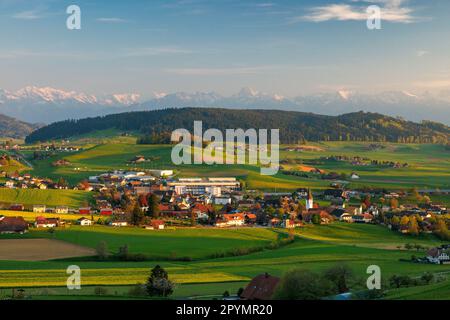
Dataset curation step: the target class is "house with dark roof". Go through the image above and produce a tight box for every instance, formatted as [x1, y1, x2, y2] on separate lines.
[427, 246, 450, 264]
[0, 216, 28, 234]
[240, 273, 280, 300]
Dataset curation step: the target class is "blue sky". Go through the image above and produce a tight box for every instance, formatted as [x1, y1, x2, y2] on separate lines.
[0, 0, 449, 97]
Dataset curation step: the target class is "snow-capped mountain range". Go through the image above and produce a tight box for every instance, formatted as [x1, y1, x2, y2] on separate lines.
[1, 86, 449, 124]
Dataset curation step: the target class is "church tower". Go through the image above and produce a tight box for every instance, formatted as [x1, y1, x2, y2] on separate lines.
[306, 189, 314, 210]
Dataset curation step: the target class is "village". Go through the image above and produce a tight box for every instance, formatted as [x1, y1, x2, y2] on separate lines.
[0, 166, 449, 265]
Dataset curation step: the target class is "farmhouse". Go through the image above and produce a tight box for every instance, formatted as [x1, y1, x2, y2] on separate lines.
[79, 207, 91, 215]
[33, 205, 46, 213]
[77, 217, 93, 226]
[100, 208, 113, 216]
[9, 204, 24, 211]
[110, 220, 128, 227]
[240, 273, 280, 300]
[35, 217, 60, 228]
[215, 213, 245, 227]
[144, 220, 165, 230]
[0, 216, 28, 234]
[55, 206, 69, 214]
[427, 246, 450, 264]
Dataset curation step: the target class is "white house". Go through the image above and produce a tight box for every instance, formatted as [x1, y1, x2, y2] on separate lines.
[110, 221, 128, 227]
[77, 217, 93, 226]
[55, 206, 69, 214]
[350, 173, 360, 179]
[427, 247, 450, 264]
[5, 181, 15, 188]
[340, 213, 353, 222]
[33, 205, 46, 213]
[214, 196, 232, 205]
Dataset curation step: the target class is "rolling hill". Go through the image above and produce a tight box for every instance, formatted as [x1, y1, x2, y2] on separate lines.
[25, 108, 450, 144]
[0, 113, 38, 139]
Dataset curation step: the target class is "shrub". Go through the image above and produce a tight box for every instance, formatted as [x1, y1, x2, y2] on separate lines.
[94, 287, 109, 296]
[128, 283, 148, 297]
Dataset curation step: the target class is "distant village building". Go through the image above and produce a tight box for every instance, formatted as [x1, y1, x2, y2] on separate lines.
[9, 204, 24, 211]
[214, 196, 232, 205]
[427, 246, 450, 264]
[35, 217, 60, 228]
[305, 189, 314, 210]
[33, 205, 46, 213]
[144, 220, 165, 230]
[77, 217, 93, 226]
[110, 220, 128, 227]
[79, 207, 91, 215]
[168, 177, 240, 196]
[55, 206, 69, 214]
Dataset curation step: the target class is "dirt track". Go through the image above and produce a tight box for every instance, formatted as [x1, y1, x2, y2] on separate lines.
[0, 239, 96, 261]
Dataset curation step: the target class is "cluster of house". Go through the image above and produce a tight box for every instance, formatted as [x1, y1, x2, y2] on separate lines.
[38, 144, 80, 152]
[2, 172, 68, 190]
[88, 170, 173, 187]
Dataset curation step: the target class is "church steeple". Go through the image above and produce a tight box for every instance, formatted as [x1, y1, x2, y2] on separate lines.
[306, 189, 314, 210]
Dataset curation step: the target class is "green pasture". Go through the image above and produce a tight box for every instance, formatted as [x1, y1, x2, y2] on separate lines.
[23, 139, 450, 190]
[1, 224, 449, 299]
[0, 188, 93, 208]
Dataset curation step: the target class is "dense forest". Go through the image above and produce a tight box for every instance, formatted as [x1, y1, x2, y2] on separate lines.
[0, 113, 39, 139]
[25, 108, 450, 144]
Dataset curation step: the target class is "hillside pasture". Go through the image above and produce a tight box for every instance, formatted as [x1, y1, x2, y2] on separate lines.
[1, 224, 449, 293]
[26, 141, 450, 190]
[29, 225, 281, 260]
[0, 188, 92, 208]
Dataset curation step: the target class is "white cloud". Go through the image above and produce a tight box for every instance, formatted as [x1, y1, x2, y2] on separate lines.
[122, 47, 194, 57]
[12, 10, 42, 20]
[164, 66, 274, 76]
[416, 50, 430, 57]
[294, 0, 419, 24]
[96, 17, 127, 23]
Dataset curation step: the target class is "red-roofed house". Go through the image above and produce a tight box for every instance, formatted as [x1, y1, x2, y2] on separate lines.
[0, 216, 28, 234]
[240, 273, 280, 300]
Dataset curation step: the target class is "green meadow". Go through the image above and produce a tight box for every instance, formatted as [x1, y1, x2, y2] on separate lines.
[1, 224, 449, 299]
[0, 188, 92, 208]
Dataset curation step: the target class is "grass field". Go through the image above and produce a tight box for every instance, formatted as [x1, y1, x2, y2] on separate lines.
[25, 140, 450, 190]
[1, 224, 449, 300]
[0, 188, 93, 208]
[385, 279, 450, 300]
[28, 226, 281, 259]
[0, 210, 92, 222]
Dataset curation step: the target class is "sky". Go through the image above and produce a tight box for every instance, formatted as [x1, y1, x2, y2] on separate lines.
[0, 0, 449, 98]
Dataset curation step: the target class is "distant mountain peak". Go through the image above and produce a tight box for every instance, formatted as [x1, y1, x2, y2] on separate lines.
[1, 86, 450, 125]
[338, 90, 352, 100]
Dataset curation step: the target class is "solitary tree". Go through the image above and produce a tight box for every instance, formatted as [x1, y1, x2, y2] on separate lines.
[147, 194, 160, 218]
[130, 202, 145, 226]
[324, 264, 353, 294]
[408, 217, 420, 236]
[145, 265, 174, 297]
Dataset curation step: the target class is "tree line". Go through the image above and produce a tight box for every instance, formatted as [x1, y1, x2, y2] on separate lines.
[26, 108, 450, 144]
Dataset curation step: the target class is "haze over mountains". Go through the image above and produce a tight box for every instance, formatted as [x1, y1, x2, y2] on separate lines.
[1, 86, 450, 125]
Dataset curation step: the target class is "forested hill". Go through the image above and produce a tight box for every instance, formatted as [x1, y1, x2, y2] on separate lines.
[0, 113, 38, 139]
[25, 108, 450, 144]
